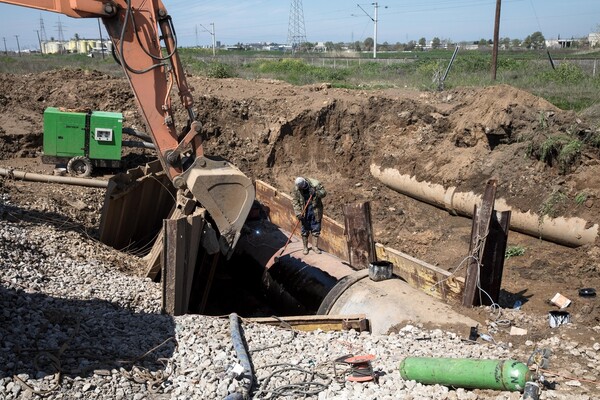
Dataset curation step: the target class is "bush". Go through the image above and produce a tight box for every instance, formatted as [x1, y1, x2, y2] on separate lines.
[207, 62, 236, 79]
[541, 62, 586, 84]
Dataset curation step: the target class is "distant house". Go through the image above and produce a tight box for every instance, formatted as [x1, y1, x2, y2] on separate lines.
[313, 42, 327, 52]
[590, 32, 600, 47]
[545, 38, 575, 49]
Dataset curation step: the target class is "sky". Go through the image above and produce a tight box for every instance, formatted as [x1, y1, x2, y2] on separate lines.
[0, 0, 599, 51]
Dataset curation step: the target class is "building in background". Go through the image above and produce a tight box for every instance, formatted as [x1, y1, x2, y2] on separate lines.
[41, 39, 112, 55]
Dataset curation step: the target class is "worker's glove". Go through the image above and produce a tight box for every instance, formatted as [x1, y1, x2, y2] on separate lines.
[309, 188, 316, 198]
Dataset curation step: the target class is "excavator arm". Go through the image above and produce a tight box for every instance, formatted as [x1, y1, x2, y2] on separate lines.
[1, 0, 255, 257]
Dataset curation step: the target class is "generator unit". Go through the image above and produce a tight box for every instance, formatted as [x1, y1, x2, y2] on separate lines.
[42, 107, 123, 177]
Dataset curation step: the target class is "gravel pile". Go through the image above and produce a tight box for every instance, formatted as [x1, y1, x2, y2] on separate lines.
[1, 194, 598, 399]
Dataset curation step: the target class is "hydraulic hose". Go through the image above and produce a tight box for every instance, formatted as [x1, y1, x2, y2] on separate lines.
[223, 313, 254, 400]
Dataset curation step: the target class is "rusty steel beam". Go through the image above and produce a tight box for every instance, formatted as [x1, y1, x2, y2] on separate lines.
[343, 202, 376, 270]
[463, 179, 497, 307]
[162, 209, 206, 316]
[477, 210, 511, 306]
[247, 314, 369, 332]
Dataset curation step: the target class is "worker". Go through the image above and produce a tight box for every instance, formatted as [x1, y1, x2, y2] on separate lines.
[292, 176, 327, 255]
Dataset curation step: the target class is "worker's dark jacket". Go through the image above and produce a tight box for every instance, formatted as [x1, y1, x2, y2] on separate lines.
[291, 177, 326, 222]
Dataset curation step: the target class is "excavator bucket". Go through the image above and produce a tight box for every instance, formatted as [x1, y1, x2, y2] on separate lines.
[178, 155, 255, 258]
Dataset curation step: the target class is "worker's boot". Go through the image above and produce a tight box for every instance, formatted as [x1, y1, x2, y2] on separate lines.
[312, 236, 322, 254]
[302, 236, 309, 255]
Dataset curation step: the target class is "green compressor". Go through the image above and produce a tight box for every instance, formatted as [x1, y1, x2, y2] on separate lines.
[42, 107, 124, 177]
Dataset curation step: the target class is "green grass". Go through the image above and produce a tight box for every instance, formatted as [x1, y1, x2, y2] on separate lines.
[539, 190, 567, 219]
[575, 191, 589, 205]
[505, 245, 526, 259]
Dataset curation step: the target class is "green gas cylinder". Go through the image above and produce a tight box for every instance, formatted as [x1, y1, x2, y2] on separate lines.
[398, 357, 532, 392]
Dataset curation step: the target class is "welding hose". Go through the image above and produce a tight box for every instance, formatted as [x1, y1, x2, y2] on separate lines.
[223, 313, 254, 400]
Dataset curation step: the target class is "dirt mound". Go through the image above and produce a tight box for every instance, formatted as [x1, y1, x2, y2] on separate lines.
[1, 69, 599, 339]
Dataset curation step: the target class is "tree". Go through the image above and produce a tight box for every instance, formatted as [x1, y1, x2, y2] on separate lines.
[74, 33, 80, 41]
[500, 37, 511, 49]
[363, 37, 374, 51]
[353, 41, 362, 52]
[431, 37, 441, 49]
[324, 41, 334, 52]
[511, 38, 522, 48]
[523, 31, 545, 49]
[418, 37, 426, 48]
[478, 38, 488, 46]
[405, 40, 416, 51]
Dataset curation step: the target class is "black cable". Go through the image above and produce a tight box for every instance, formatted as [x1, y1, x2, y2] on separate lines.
[117, 0, 167, 75]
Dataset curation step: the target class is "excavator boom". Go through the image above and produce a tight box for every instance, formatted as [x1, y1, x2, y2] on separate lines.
[1, 0, 254, 256]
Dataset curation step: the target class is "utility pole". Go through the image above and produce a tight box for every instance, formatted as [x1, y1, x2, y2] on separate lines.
[3, 37, 7, 55]
[491, 0, 502, 80]
[200, 23, 216, 56]
[373, 2, 378, 59]
[35, 30, 43, 54]
[14, 35, 21, 57]
[357, 3, 386, 59]
[97, 18, 105, 58]
[210, 23, 216, 56]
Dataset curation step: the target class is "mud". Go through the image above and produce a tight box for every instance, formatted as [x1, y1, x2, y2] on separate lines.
[1, 69, 599, 356]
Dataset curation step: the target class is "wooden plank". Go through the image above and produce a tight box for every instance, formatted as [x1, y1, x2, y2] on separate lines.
[463, 179, 498, 307]
[375, 244, 464, 303]
[478, 210, 511, 306]
[343, 202, 376, 270]
[255, 180, 348, 261]
[247, 314, 369, 332]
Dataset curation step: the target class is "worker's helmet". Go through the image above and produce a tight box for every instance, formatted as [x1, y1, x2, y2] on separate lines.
[295, 177, 308, 189]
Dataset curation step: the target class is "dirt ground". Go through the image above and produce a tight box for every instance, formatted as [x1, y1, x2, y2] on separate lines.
[1, 69, 600, 384]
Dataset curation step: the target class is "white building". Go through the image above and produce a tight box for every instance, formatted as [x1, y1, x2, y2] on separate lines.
[590, 32, 600, 47]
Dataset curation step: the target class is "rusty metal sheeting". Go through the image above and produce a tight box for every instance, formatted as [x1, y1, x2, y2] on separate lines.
[99, 161, 175, 251]
[255, 180, 348, 261]
[343, 202, 376, 270]
[247, 314, 369, 332]
[463, 179, 497, 307]
[478, 210, 511, 306]
[162, 209, 206, 316]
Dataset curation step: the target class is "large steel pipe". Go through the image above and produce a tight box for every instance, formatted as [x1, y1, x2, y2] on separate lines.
[370, 164, 598, 247]
[0, 168, 108, 188]
[236, 219, 477, 334]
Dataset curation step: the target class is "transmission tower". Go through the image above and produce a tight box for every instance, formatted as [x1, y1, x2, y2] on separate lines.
[287, 0, 307, 50]
[39, 16, 48, 42]
[56, 16, 65, 42]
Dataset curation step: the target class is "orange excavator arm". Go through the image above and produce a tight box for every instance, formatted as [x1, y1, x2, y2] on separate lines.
[1, 0, 254, 257]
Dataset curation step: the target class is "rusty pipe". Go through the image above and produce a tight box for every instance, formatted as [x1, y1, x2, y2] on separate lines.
[0, 168, 108, 188]
[370, 164, 598, 247]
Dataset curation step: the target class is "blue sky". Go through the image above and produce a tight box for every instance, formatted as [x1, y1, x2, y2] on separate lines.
[0, 0, 598, 51]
